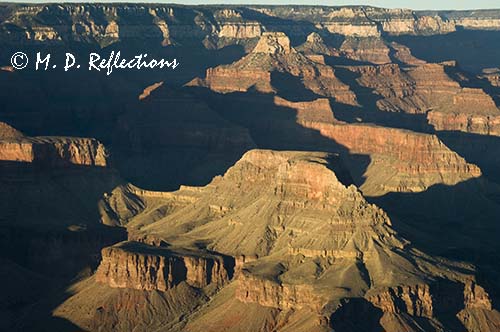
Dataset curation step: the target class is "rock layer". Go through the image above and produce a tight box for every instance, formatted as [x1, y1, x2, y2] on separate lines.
[96, 241, 233, 291]
[0, 136, 108, 167]
[342, 62, 500, 135]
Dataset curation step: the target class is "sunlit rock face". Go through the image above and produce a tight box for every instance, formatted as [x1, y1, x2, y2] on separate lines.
[0, 123, 108, 167]
[3, 4, 500, 48]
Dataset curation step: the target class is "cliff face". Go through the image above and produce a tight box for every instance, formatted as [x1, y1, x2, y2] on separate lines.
[341, 62, 500, 136]
[368, 284, 434, 317]
[235, 273, 325, 311]
[367, 281, 500, 332]
[427, 111, 500, 136]
[3, 4, 500, 49]
[96, 242, 233, 291]
[0, 137, 108, 167]
[300, 122, 481, 195]
[0, 123, 108, 167]
[368, 282, 493, 317]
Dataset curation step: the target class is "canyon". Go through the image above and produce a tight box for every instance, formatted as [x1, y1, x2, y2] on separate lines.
[1, 3, 500, 332]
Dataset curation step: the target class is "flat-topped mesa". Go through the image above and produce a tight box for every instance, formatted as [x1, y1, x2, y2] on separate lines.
[252, 32, 292, 55]
[0, 135, 108, 167]
[95, 241, 234, 291]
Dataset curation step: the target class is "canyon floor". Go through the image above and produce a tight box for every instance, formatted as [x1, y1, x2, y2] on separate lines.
[2, 4, 500, 332]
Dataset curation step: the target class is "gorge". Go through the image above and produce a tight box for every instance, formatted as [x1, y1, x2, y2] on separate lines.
[1, 3, 500, 332]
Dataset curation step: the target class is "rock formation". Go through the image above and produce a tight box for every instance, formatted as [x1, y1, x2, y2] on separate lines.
[0, 122, 107, 167]
[96, 241, 233, 291]
[338, 37, 392, 64]
[2, 4, 500, 50]
[2, 4, 500, 332]
[301, 122, 481, 195]
[188, 31, 358, 105]
[296, 32, 334, 58]
[60, 149, 500, 332]
[341, 62, 500, 136]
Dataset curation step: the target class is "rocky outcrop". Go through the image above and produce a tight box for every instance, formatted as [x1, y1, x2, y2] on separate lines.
[296, 32, 334, 56]
[338, 37, 392, 64]
[368, 280, 498, 331]
[200, 67, 273, 93]
[481, 69, 500, 87]
[454, 18, 500, 30]
[95, 241, 233, 291]
[368, 284, 434, 317]
[0, 136, 108, 167]
[389, 42, 427, 65]
[214, 8, 263, 41]
[189, 32, 358, 104]
[217, 22, 262, 39]
[0, 122, 23, 139]
[235, 273, 325, 311]
[138, 81, 164, 101]
[380, 14, 456, 35]
[303, 123, 479, 175]
[130, 149, 401, 259]
[463, 282, 493, 310]
[253, 32, 291, 54]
